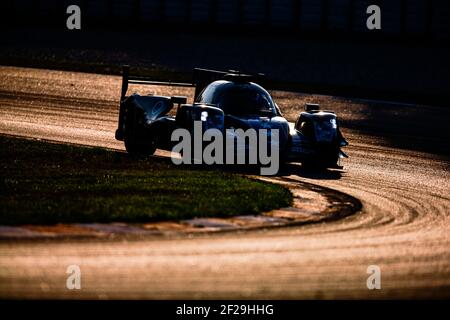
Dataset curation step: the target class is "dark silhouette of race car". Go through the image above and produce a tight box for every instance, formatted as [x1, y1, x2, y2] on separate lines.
[115, 66, 348, 170]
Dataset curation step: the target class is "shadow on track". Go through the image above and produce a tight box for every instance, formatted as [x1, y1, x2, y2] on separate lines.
[340, 101, 450, 157]
[144, 154, 342, 180]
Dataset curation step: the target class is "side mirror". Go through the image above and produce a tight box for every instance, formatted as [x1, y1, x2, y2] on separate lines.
[305, 103, 320, 112]
[176, 104, 225, 132]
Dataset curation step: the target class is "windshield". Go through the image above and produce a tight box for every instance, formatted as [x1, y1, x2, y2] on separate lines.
[314, 118, 337, 142]
[198, 82, 276, 117]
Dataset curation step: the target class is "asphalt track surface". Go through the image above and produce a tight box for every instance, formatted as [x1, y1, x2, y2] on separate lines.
[0, 66, 449, 299]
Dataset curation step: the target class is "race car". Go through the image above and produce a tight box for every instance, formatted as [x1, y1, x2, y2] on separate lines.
[115, 66, 348, 170]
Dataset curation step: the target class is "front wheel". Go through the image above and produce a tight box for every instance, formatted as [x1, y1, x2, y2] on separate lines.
[301, 154, 339, 170]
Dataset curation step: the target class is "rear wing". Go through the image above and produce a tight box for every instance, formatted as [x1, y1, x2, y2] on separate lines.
[120, 65, 264, 102]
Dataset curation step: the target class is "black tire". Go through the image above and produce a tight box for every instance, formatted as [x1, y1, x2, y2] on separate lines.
[123, 104, 157, 157]
[124, 136, 157, 157]
[302, 154, 339, 170]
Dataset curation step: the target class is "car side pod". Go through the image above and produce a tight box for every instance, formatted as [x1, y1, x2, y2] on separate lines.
[115, 65, 194, 142]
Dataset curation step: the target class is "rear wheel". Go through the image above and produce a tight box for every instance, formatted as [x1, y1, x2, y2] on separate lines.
[124, 136, 157, 157]
[301, 153, 339, 170]
[123, 108, 157, 157]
